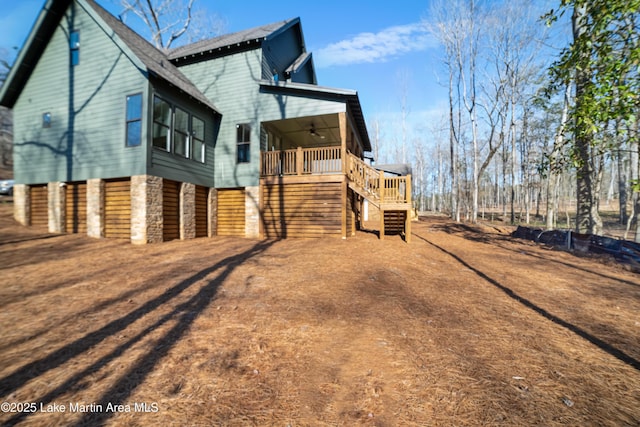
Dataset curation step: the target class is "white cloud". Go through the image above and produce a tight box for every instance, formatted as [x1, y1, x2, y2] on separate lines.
[314, 22, 435, 68]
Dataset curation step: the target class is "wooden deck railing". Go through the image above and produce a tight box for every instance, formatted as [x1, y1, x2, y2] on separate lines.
[261, 146, 342, 176]
[382, 176, 410, 203]
[346, 152, 411, 205]
[261, 148, 411, 205]
[346, 152, 381, 198]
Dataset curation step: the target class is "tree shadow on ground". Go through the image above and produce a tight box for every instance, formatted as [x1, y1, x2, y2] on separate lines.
[412, 231, 640, 372]
[420, 218, 640, 289]
[0, 239, 275, 426]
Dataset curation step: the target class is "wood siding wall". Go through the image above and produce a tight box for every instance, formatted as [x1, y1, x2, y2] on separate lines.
[195, 185, 208, 237]
[163, 179, 180, 241]
[104, 179, 131, 239]
[383, 211, 406, 236]
[30, 185, 48, 227]
[217, 188, 245, 236]
[261, 180, 342, 238]
[66, 181, 87, 234]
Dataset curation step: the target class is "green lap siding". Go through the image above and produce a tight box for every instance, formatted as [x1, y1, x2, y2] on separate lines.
[12, 1, 148, 185]
[177, 35, 345, 190]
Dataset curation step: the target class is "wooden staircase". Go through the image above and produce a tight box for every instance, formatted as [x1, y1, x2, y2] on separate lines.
[346, 152, 412, 242]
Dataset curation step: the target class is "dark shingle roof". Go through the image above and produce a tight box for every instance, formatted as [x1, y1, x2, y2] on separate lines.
[168, 18, 299, 60]
[375, 164, 413, 176]
[0, 0, 71, 108]
[84, 0, 219, 113]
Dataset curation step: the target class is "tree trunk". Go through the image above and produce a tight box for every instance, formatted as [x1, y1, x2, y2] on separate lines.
[618, 148, 628, 224]
[573, 4, 598, 234]
[510, 99, 517, 224]
[448, 68, 459, 222]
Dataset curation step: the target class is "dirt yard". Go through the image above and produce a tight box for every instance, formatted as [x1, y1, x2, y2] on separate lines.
[0, 203, 638, 426]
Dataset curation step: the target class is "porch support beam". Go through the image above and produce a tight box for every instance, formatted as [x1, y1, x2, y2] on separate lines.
[405, 175, 412, 243]
[339, 112, 347, 173]
[339, 112, 348, 238]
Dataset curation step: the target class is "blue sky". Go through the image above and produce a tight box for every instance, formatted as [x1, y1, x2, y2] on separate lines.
[191, 0, 446, 127]
[0, 0, 446, 157]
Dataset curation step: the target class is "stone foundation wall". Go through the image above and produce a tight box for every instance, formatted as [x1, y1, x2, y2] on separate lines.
[209, 188, 217, 237]
[245, 186, 259, 238]
[14, 176, 216, 244]
[131, 175, 163, 244]
[48, 182, 64, 233]
[181, 182, 195, 240]
[86, 178, 104, 238]
[13, 184, 29, 226]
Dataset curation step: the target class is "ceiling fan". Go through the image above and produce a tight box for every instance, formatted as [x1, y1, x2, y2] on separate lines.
[309, 124, 326, 139]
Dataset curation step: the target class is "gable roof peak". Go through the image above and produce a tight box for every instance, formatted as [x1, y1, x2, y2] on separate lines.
[167, 17, 301, 61]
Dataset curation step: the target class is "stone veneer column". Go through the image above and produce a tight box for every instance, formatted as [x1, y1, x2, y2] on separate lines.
[13, 184, 29, 226]
[245, 186, 260, 238]
[48, 182, 65, 233]
[131, 175, 163, 244]
[86, 178, 104, 238]
[180, 182, 196, 240]
[208, 188, 217, 237]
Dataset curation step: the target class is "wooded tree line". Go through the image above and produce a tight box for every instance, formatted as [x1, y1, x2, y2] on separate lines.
[0, 50, 12, 170]
[408, 0, 639, 239]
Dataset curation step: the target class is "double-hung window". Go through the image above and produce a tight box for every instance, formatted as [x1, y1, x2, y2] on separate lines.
[125, 93, 142, 147]
[192, 116, 205, 163]
[237, 124, 251, 163]
[152, 96, 171, 151]
[173, 107, 189, 157]
[152, 95, 206, 162]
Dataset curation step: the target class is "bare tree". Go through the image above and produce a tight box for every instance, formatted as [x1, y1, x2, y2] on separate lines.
[0, 48, 13, 172]
[545, 84, 571, 229]
[429, 0, 473, 222]
[396, 69, 411, 165]
[117, 0, 224, 51]
[368, 115, 382, 164]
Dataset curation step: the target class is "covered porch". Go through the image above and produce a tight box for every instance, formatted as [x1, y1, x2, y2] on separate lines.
[256, 82, 411, 241]
[260, 111, 362, 177]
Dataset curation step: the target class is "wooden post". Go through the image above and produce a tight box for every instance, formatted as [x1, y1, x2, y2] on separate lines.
[378, 170, 385, 240]
[404, 175, 413, 243]
[350, 192, 356, 236]
[405, 174, 412, 243]
[296, 146, 303, 175]
[258, 180, 264, 239]
[341, 176, 347, 239]
[338, 112, 347, 174]
[405, 209, 411, 243]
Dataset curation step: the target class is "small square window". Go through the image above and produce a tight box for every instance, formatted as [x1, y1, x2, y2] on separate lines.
[70, 31, 80, 49]
[43, 112, 52, 128]
[70, 31, 80, 66]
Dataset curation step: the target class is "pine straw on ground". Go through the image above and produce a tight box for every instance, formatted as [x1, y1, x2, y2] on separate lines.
[0, 204, 639, 426]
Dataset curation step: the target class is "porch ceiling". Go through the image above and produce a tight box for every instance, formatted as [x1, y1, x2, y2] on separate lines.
[262, 114, 340, 147]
